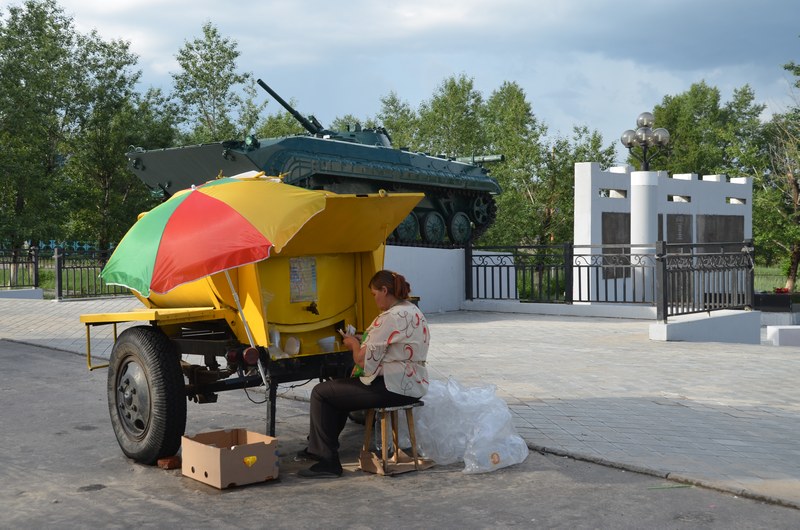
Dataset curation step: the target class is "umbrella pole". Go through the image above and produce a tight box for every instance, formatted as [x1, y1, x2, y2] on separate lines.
[224, 270, 271, 392]
[224, 270, 256, 348]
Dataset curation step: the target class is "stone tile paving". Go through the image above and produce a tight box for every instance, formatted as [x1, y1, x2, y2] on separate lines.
[2, 298, 800, 508]
[423, 310, 800, 507]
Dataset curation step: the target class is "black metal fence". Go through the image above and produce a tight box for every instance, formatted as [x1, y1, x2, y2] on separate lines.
[1, 240, 758, 313]
[0, 247, 39, 289]
[0, 246, 129, 299]
[467, 241, 755, 321]
[466, 243, 657, 304]
[655, 241, 754, 321]
[465, 244, 573, 302]
[53, 247, 129, 299]
[572, 244, 657, 304]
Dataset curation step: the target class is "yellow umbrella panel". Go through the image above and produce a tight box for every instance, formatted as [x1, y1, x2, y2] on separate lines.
[141, 190, 424, 350]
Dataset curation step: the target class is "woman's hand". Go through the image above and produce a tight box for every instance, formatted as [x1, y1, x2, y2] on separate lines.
[340, 328, 365, 367]
[342, 334, 360, 352]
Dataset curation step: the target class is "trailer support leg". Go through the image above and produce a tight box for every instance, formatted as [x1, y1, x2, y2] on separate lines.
[266, 378, 278, 436]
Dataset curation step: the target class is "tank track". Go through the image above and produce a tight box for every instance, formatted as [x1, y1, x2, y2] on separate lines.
[386, 185, 497, 248]
[300, 174, 498, 248]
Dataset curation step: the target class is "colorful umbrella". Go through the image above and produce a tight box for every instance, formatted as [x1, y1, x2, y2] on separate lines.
[101, 173, 328, 298]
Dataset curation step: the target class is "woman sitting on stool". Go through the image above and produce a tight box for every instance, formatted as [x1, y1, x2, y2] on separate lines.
[298, 270, 430, 478]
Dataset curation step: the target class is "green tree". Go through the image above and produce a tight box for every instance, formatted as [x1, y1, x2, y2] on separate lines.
[255, 108, 308, 138]
[0, 0, 79, 248]
[652, 82, 726, 174]
[330, 114, 378, 132]
[479, 81, 615, 246]
[0, 0, 182, 256]
[65, 88, 177, 250]
[171, 22, 261, 143]
[652, 81, 766, 177]
[479, 81, 547, 245]
[785, 59, 800, 88]
[417, 74, 486, 158]
[756, 96, 800, 287]
[541, 126, 616, 244]
[719, 86, 769, 177]
[377, 91, 418, 149]
[237, 80, 269, 138]
[61, 31, 143, 251]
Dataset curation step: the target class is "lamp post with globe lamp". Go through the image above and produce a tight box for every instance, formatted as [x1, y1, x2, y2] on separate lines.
[620, 112, 670, 171]
[620, 112, 670, 303]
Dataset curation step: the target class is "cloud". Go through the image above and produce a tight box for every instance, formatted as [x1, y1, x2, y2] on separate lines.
[13, 0, 799, 149]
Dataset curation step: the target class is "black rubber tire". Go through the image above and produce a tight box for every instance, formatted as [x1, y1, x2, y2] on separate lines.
[107, 326, 186, 465]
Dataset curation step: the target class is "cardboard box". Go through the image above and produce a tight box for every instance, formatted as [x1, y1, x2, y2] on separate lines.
[181, 429, 279, 489]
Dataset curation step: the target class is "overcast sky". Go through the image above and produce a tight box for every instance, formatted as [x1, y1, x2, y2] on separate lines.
[12, 0, 800, 163]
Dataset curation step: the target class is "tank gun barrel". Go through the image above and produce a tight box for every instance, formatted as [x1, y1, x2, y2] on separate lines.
[455, 154, 505, 164]
[257, 78, 322, 135]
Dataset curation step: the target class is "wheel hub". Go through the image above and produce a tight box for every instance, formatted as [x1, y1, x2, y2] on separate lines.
[472, 196, 489, 225]
[116, 360, 150, 438]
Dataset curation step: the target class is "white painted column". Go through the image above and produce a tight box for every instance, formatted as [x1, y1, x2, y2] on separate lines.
[630, 171, 659, 246]
[630, 171, 659, 302]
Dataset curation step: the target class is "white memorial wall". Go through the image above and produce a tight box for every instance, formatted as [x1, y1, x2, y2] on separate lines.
[573, 162, 752, 303]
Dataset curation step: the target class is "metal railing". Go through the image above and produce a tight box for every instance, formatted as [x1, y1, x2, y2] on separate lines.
[0, 247, 39, 289]
[53, 247, 129, 299]
[1, 240, 758, 312]
[655, 241, 754, 321]
[466, 242, 656, 304]
[467, 241, 754, 321]
[465, 244, 572, 302]
[572, 244, 657, 304]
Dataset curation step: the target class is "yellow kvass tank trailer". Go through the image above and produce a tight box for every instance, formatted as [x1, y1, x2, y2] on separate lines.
[81, 175, 423, 465]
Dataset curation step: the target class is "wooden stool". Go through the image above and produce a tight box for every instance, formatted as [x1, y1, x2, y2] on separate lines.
[362, 401, 424, 474]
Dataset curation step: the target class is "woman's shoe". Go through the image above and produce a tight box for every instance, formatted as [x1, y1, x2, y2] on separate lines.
[297, 460, 343, 479]
[294, 448, 321, 461]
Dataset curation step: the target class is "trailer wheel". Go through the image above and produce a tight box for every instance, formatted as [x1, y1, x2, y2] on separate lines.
[107, 326, 186, 465]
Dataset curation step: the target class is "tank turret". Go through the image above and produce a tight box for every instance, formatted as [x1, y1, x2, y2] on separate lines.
[126, 79, 502, 246]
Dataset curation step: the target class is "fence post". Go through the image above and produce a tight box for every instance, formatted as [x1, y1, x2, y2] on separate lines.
[655, 241, 667, 322]
[465, 239, 473, 301]
[744, 239, 755, 309]
[31, 247, 39, 288]
[54, 247, 64, 300]
[563, 242, 573, 304]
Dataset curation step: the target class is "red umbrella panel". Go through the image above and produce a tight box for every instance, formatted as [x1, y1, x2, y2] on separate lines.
[101, 175, 328, 297]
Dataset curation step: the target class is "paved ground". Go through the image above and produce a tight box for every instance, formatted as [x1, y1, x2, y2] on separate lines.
[7, 339, 800, 529]
[2, 297, 800, 511]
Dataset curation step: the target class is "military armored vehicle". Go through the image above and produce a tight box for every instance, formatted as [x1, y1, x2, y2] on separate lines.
[126, 79, 502, 246]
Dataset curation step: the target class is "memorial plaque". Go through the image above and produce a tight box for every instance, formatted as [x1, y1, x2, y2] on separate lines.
[601, 212, 630, 279]
[666, 214, 693, 250]
[601, 212, 630, 245]
[697, 215, 744, 252]
[665, 214, 695, 302]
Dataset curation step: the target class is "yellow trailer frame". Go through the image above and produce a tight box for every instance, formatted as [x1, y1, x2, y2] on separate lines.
[80, 189, 423, 456]
[80, 307, 236, 370]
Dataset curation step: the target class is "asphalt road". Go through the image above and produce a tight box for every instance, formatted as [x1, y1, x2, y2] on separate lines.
[1, 339, 798, 529]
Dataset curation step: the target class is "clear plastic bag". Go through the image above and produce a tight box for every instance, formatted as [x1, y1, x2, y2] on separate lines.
[415, 378, 528, 472]
[462, 407, 529, 474]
